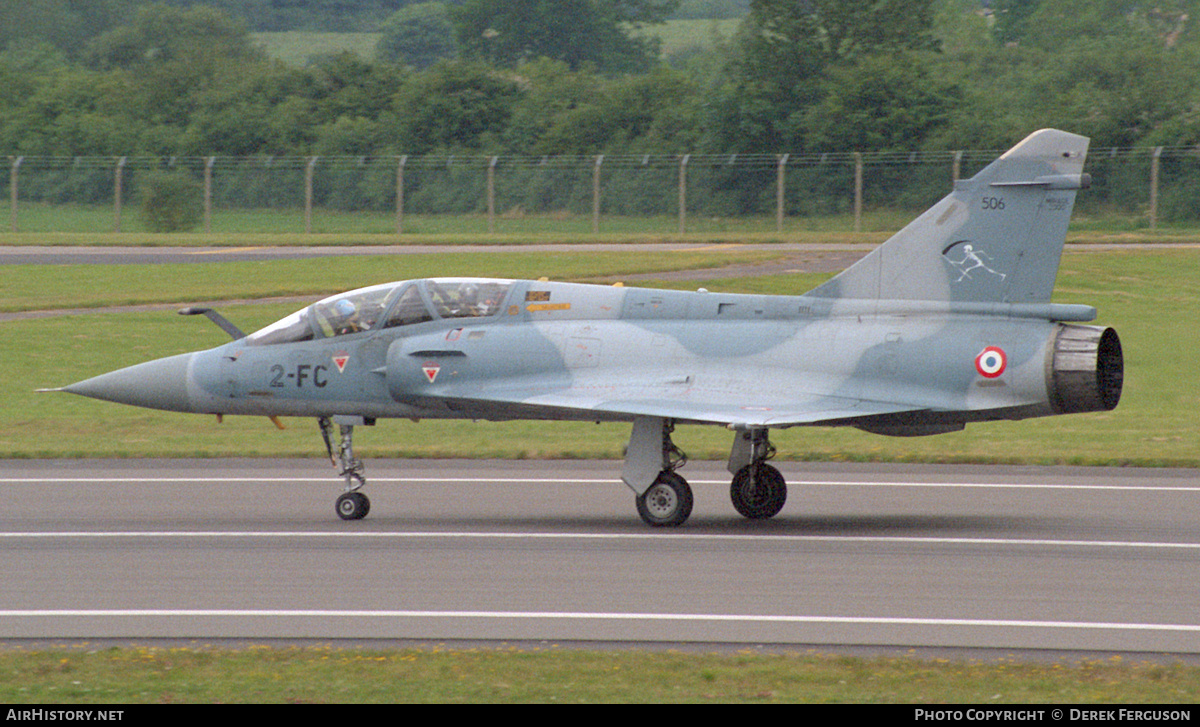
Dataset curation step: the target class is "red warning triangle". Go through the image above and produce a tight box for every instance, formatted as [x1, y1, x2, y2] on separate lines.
[332, 352, 350, 373]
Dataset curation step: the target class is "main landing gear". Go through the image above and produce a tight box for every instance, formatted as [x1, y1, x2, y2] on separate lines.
[635, 423, 693, 527]
[623, 417, 692, 527]
[320, 416, 371, 520]
[622, 418, 788, 527]
[728, 428, 787, 520]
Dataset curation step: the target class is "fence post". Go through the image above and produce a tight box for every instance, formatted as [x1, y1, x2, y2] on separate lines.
[952, 150, 962, 188]
[304, 157, 317, 234]
[592, 155, 604, 234]
[395, 155, 407, 235]
[776, 154, 789, 233]
[9, 156, 21, 233]
[204, 157, 215, 234]
[113, 157, 126, 233]
[853, 152, 863, 233]
[678, 154, 690, 235]
[487, 156, 498, 234]
[1150, 146, 1163, 229]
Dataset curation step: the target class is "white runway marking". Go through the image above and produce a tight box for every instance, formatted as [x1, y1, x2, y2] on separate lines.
[0, 529, 1197, 552]
[0, 609, 1197, 635]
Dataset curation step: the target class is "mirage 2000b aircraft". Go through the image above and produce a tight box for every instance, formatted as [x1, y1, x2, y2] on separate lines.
[51, 129, 1123, 526]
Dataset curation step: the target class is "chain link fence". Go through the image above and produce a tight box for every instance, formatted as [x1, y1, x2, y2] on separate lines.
[5, 146, 1197, 234]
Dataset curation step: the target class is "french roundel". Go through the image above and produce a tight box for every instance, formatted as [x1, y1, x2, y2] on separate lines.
[975, 346, 1007, 378]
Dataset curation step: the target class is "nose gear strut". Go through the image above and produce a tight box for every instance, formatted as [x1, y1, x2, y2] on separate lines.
[319, 416, 370, 520]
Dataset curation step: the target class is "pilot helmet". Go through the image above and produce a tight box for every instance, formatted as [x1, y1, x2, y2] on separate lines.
[333, 299, 356, 318]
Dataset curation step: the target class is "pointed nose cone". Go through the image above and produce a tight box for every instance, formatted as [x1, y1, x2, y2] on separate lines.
[64, 352, 196, 413]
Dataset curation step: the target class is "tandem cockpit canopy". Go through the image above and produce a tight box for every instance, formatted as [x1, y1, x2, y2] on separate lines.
[244, 278, 514, 346]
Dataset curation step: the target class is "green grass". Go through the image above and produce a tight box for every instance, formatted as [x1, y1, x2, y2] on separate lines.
[6, 248, 1199, 465]
[8, 202, 1200, 244]
[254, 31, 382, 65]
[1, 202, 913, 237]
[1, 644, 1196, 703]
[639, 17, 743, 58]
[0, 249, 786, 313]
[250, 19, 743, 67]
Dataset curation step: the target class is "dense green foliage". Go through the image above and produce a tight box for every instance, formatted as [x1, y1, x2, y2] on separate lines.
[3, 1, 1200, 175]
[139, 169, 204, 231]
[376, 2, 458, 69]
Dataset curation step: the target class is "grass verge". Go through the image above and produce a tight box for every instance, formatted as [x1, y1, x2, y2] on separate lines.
[7, 205, 1200, 245]
[2, 644, 1197, 703]
[0, 249, 788, 313]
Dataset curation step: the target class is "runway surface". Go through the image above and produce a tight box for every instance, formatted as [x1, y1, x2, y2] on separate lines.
[1, 458, 1198, 654]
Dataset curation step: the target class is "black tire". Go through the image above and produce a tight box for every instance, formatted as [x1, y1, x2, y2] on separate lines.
[636, 471, 693, 527]
[730, 463, 786, 519]
[336, 491, 370, 520]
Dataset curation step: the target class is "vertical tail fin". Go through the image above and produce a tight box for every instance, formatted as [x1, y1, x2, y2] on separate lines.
[807, 129, 1090, 304]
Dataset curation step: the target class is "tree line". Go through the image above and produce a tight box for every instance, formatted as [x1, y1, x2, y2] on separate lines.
[3, 1, 1200, 167]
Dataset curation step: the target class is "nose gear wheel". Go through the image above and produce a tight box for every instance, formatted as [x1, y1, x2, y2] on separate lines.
[336, 491, 370, 520]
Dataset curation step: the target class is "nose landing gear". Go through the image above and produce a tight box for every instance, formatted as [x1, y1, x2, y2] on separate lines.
[320, 416, 371, 520]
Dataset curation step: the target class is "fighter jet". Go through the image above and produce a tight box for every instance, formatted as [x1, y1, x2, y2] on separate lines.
[48, 129, 1122, 526]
